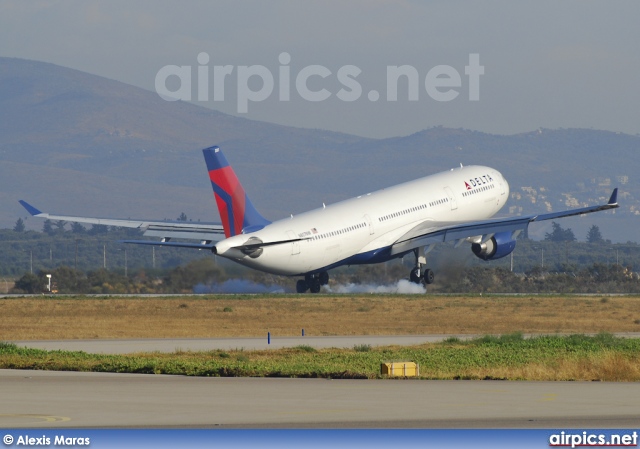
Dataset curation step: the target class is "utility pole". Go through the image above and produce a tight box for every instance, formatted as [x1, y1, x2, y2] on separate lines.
[103, 244, 106, 269]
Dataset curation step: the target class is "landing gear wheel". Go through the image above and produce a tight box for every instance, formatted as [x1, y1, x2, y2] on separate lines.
[410, 267, 422, 284]
[296, 279, 309, 293]
[319, 271, 329, 286]
[423, 268, 434, 285]
[309, 278, 321, 294]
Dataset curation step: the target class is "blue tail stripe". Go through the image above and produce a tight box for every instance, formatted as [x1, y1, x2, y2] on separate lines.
[209, 180, 237, 236]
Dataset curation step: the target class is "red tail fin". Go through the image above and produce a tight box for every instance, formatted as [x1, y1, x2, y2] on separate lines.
[203, 146, 270, 238]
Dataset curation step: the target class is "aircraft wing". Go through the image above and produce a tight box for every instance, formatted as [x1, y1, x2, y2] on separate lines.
[18, 200, 225, 243]
[389, 188, 619, 256]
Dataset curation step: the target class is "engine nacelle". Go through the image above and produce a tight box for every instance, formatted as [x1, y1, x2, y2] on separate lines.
[471, 232, 516, 261]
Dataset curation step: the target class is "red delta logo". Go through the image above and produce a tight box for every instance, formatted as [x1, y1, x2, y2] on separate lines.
[464, 182, 472, 190]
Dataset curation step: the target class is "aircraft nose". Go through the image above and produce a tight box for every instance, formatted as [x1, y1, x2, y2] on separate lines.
[502, 174, 510, 197]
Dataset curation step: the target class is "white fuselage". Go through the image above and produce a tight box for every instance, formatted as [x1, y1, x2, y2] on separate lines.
[214, 165, 509, 276]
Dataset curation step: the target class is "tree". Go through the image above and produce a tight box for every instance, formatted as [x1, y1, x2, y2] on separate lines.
[48, 266, 89, 293]
[13, 272, 42, 293]
[88, 224, 109, 235]
[586, 225, 604, 244]
[43, 219, 54, 235]
[544, 222, 576, 242]
[13, 218, 25, 232]
[163, 258, 224, 292]
[177, 212, 188, 221]
[54, 220, 67, 234]
[71, 222, 86, 234]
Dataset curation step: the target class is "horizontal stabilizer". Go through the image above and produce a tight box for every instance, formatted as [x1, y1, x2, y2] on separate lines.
[232, 237, 304, 251]
[120, 240, 214, 250]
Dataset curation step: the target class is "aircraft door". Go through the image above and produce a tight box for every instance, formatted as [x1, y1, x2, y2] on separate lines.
[364, 215, 375, 235]
[444, 186, 458, 210]
[286, 230, 300, 255]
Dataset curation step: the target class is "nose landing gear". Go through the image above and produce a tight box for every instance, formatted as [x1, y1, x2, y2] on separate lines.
[409, 247, 434, 285]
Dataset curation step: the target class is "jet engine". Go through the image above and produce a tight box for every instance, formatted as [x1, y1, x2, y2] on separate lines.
[471, 231, 516, 261]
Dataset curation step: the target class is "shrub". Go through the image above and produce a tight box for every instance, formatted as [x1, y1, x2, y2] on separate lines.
[294, 345, 317, 353]
[353, 344, 372, 352]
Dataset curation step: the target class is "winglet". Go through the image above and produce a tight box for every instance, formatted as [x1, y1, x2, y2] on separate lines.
[608, 188, 618, 206]
[19, 200, 43, 216]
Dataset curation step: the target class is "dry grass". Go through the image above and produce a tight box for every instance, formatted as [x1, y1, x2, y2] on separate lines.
[2, 294, 640, 340]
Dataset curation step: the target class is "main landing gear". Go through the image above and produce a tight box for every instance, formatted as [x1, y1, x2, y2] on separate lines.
[296, 271, 329, 294]
[409, 247, 434, 285]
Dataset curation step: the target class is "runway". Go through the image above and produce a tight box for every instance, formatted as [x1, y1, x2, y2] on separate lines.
[12, 335, 471, 353]
[1, 369, 639, 428]
[13, 333, 640, 354]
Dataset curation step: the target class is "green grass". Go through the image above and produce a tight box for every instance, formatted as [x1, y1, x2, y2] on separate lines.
[1, 334, 639, 380]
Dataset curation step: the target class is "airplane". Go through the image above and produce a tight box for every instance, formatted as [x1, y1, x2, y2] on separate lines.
[20, 145, 619, 293]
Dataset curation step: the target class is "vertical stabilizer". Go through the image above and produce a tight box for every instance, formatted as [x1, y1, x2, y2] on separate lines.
[203, 146, 271, 237]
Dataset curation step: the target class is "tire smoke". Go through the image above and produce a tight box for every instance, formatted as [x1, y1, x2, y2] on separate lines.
[324, 279, 426, 294]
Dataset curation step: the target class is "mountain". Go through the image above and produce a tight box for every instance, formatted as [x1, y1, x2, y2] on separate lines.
[1, 57, 637, 242]
[0, 57, 370, 224]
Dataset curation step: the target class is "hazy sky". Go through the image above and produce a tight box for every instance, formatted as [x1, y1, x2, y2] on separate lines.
[1, 0, 639, 138]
